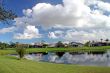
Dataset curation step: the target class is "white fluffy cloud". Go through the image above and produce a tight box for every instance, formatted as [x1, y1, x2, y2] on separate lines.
[13, 0, 110, 41]
[48, 32, 57, 39]
[96, 0, 110, 12]
[64, 30, 110, 42]
[21, 0, 110, 29]
[14, 25, 41, 39]
[48, 29, 110, 42]
[0, 27, 15, 34]
[22, 0, 91, 28]
[48, 30, 64, 39]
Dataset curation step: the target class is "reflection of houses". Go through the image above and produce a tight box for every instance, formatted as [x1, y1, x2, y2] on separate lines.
[70, 42, 83, 47]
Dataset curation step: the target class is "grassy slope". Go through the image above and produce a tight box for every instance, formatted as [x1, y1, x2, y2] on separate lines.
[1, 46, 110, 55]
[27, 46, 110, 53]
[0, 56, 110, 73]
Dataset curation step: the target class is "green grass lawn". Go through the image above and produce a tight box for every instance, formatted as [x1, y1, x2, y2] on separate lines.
[0, 47, 110, 73]
[0, 56, 110, 73]
[1, 46, 110, 55]
[26, 46, 110, 53]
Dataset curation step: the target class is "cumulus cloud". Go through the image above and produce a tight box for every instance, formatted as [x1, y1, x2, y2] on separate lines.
[48, 32, 57, 39]
[14, 25, 42, 39]
[96, 1, 110, 12]
[48, 30, 64, 39]
[64, 30, 110, 42]
[13, 0, 110, 41]
[48, 29, 110, 42]
[23, 9, 32, 17]
[21, 0, 110, 29]
[0, 27, 15, 34]
[22, 0, 91, 28]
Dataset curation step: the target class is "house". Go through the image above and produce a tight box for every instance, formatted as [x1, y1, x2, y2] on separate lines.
[62, 41, 70, 47]
[48, 43, 56, 48]
[90, 42, 109, 47]
[70, 42, 83, 47]
[33, 42, 43, 48]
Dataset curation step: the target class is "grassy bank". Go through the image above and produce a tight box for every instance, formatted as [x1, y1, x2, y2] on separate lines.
[26, 46, 110, 53]
[0, 56, 110, 73]
[0, 46, 110, 55]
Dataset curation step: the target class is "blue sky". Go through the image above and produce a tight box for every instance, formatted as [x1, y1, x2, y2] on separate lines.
[0, 0, 63, 43]
[0, 0, 110, 43]
[4, 0, 62, 16]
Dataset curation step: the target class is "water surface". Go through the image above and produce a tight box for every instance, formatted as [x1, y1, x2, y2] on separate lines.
[23, 50, 110, 67]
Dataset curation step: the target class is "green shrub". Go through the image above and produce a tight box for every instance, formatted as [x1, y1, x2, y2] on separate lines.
[16, 44, 26, 59]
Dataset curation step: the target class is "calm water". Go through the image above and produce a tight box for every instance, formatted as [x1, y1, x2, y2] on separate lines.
[21, 50, 110, 67]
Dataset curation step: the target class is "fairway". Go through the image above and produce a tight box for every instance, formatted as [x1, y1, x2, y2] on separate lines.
[0, 47, 110, 73]
[0, 56, 110, 73]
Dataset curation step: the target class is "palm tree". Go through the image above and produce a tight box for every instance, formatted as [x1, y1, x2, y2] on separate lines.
[100, 39, 103, 43]
[105, 39, 109, 46]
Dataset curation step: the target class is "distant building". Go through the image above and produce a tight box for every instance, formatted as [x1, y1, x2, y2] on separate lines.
[33, 42, 43, 48]
[90, 42, 109, 47]
[62, 41, 70, 47]
[70, 42, 83, 47]
[48, 43, 56, 48]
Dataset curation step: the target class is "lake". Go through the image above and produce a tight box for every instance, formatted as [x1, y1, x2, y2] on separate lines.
[19, 50, 110, 67]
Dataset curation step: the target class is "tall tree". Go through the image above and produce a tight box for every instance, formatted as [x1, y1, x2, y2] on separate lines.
[16, 43, 26, 59]
[100, 39, 103, 43]
[0, 42, 9, 49]
[84, 41, 91, 47]
[105, 39, 109, 46]
[56, 41, 64, 48]
[0, 2, 17, 22]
